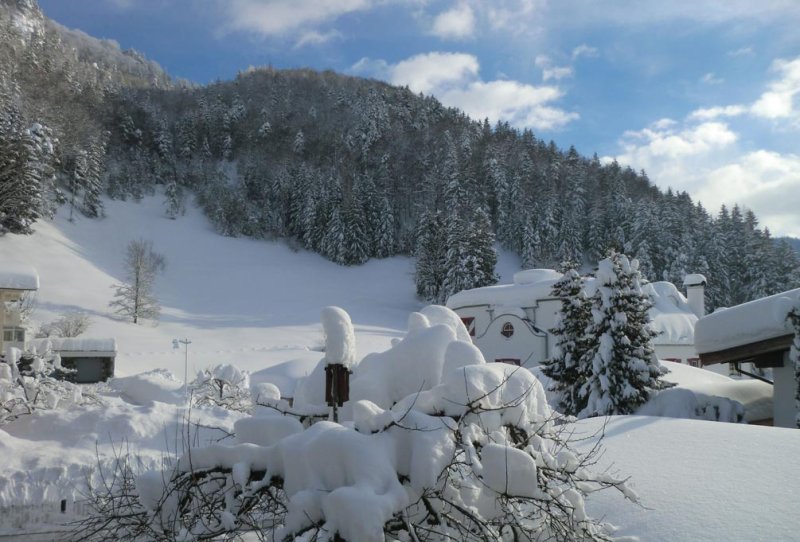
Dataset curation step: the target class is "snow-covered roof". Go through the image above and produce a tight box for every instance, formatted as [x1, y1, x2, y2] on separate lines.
[447, 269, 698, 345]
[0, 264, 39, 291]
[30, 337, 117, 354]
[644, 281, 698, 345]
[694, 288, 800, 354]
[683, 273, 707, 287]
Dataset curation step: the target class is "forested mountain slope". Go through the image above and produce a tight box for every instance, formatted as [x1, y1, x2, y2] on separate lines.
[1, 0, 798, 310]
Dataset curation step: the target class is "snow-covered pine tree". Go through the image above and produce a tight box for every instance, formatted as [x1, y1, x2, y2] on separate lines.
[578, 252, 667, 418]
[0, 94, 41, 234]
[374, 196, 395, 258]
[414, 209, 446, 302]
[341, 198, 370, 265]
[82, 137, 106, 218]
[163, 179, 184, 219]
[540, 263, 592, 416]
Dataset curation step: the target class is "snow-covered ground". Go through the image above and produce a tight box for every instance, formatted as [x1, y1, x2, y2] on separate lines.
[0, 196, 796, 540]
[575, 416, 800, 541]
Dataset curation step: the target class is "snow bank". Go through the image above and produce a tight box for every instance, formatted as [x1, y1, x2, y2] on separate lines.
[393, 362, 552, 430]
[659, 360, 772, 422]
[574, 416, 800, 542]
[349, 319, 457, 409]
[695, 288, 800, 353]
[109, 369, 184, 405]
[637, 387, 744, 422]
[420, 304, 473, 343]
[0, 263, 39, 291]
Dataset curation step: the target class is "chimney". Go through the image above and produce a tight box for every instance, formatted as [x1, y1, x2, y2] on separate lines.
[683, 273, 707, 318]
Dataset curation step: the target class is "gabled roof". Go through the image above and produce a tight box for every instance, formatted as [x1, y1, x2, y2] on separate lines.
[0, 264, 39, 291]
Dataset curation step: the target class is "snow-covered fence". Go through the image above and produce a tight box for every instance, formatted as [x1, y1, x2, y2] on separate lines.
[0, 499, 92, 534]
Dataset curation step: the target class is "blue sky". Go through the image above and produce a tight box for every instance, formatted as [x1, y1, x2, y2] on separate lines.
[39, 0, 800, 236]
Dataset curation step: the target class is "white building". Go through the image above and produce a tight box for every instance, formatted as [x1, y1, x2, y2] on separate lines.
[0, 264, 39, 356]
[695, 288, 800, 428]
[446, 269, 704, 369]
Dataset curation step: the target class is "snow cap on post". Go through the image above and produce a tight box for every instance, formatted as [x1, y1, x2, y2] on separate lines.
[321, 306, 356, 368]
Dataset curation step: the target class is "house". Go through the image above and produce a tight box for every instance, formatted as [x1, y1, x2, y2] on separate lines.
[695, 288, 800, 428]
[446, 268, 704, 369]
[30, 338, 117, 383]
[0, 264, 39, 356]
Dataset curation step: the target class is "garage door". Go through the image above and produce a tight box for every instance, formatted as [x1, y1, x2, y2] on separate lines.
[67, 357, 107, 383]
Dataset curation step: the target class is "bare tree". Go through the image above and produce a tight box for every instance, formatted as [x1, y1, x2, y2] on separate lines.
[39, 311, 92, 337]
[109, 239, 166, 324]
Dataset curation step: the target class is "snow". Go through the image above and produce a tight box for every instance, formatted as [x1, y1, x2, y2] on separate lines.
[0, 194, 417, 378]
[29, 337, 116, 353]
[0, 195, 795, 540]
[682, 273, 707, 287]
[574, 416, 800, 542]
[0, 263, 39, 291]
[321, 306, 356, 368]
[447, 269, 698, 346]
[658, 360, 772, 422]
[695, 288, 800, 353]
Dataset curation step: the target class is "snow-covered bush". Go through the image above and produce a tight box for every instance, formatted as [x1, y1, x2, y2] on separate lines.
[76, 307, 638, 542]
[0, 344, 91, 425]
[38, 311, 92, 338]
[190, 364, 252, 413]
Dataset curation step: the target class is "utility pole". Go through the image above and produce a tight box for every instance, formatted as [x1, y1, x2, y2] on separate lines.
[173, 338, 192, 399]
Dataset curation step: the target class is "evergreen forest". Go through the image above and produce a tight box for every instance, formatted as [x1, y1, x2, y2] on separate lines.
[2, 0, 799, 309]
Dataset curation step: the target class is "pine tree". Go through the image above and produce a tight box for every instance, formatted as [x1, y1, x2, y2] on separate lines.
[414, 209, 446, 302]
[0, 96, 41, 234]
[578, 252, 667, 418]
[540, 264, 592, 416]
[341, 198, 370, 265]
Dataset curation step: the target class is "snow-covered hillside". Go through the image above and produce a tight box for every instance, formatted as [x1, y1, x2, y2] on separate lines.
[0, 196, 424, 383]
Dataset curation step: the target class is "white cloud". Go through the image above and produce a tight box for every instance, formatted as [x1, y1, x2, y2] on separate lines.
[687, 105, 747, 121]
[294, 29, 342, 48]
[728, 46, 754, 57]
[431, 3, 476, 40]
[351, 52, 578, 131]
[751, 57, 800, 120]
[534, 54, 573, 81]
[220, 0, 373, 37]
[389, 52, 479, 94]
[697, 151, 800, 236]
[443, 80, 578, 130]
[617, 120, 737, 165]
[700, 72, 723, 85]
[572, 44, 598, 59]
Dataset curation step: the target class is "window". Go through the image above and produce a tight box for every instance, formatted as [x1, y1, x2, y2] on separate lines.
[496, 358, 521, 366]
[460, 317, 475, 337]
[2, 327, 25, 342]
[501, 322, 514, 338]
